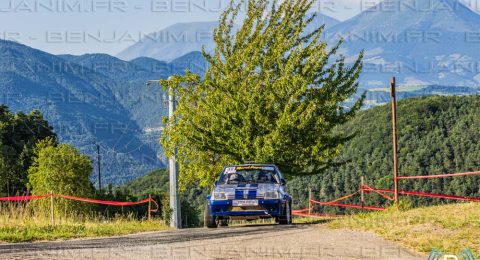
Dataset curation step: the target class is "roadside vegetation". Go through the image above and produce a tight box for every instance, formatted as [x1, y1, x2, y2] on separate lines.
[0, 201, 169, 243]
[328, 202, 480, 257]
[289, 95, 480, 212]
[0, 106, 172, 242]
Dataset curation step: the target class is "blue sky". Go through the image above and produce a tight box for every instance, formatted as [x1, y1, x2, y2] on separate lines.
[1, 0, 479, 55]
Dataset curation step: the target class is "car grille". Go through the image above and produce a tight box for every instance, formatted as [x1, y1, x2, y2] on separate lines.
[227, 195, 264, 199]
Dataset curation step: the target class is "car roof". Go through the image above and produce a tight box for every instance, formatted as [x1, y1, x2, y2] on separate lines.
[218, 164, 284, 180]
[225, 163, 277, 167]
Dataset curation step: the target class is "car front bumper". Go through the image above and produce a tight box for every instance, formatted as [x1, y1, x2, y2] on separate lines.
[208, 199, 284, 218]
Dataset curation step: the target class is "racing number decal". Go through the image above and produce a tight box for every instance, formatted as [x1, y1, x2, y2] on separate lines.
[225, 167, 236, 174]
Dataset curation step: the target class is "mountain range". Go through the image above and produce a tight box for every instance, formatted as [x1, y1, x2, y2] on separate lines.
[0, 40, 208, 184]
[2, 1, 480, 183]
[117, 21, 219, 62]
[118, 1, 480, 89]
[327, 0, 480, 88]
[116, 13, 340, 62]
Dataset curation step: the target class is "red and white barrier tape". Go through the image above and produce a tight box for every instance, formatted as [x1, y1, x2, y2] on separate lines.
[364, 186, 480, 202]
[0, 194, 52, 201]
[310, 199, 385, 211]
[397, 171, 480, 180]
[0, 194, 158, 211]
[362, 185, 394, 201]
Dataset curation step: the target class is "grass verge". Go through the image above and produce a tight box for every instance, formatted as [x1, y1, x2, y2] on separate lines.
[0, 203, 170, 243]
[327, 202, 480, 257]
[0, 218, 170, 243]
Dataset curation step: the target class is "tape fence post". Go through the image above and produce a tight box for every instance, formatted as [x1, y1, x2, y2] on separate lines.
[308, 188, 312, 215]
[361, 176, 365, 209]
[50, 191, 54, 226]
[148, 194, 152, 221]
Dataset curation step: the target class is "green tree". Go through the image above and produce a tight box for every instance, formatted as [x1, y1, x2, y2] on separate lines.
[160, 0, 364, 187]
[0, 105, 56, 195]
[28, 140, 94, 214]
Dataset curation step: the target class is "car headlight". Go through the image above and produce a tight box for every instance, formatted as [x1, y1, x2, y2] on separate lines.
[213, 192, 227, 200]
[264, 191, 279, 199]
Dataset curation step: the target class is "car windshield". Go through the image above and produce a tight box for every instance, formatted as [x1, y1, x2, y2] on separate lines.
[219, 166, 279, 184]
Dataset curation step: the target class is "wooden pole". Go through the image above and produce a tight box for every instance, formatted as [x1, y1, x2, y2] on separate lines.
[390, 77, 399, 205]
[148, 194, 152, 221]
[360, 176, 365, 209]
[50, 191, 55, 226]
[308, 188, 312, 215]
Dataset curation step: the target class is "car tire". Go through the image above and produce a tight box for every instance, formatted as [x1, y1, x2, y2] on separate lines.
[204, 203, 217, 228]
[274, 217, 280, 223]
[279, 201, 292, 225]
[218, 219, 229, 227]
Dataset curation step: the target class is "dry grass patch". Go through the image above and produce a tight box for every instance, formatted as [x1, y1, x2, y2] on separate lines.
[0, 203, 170, 243]
[328, 202, 480, 257]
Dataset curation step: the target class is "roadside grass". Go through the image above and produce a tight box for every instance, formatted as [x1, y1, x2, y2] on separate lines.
[327, 202, 480, 257]
[293, 216, 337, 224]
[0, 203, 170, 243]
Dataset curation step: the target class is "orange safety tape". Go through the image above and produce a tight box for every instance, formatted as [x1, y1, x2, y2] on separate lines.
[310, 191, 359, 205]
[362, 185, 394, 201]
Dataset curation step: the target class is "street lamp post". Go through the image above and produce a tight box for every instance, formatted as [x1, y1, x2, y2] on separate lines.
[146, 79, 182, 229]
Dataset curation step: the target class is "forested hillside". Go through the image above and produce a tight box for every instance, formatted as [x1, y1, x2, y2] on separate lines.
[121, 95, 480, 220]
[289, 95, 480, 212]
[0, 40, 164, 184]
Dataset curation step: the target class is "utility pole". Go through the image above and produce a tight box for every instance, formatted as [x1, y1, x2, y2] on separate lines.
[96, 143, 101, 191]
[168, 87, 181, 229]
[390, 77, 399, 205]
[146, 79, 181, 229]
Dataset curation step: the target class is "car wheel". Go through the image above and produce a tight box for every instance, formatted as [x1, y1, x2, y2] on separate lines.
[279, 201, 292, 225]
[274, 216, 280, 223]
[218, 219, 229, 227]
[287, 201, 292, 224]
[204, 203, 217, 228]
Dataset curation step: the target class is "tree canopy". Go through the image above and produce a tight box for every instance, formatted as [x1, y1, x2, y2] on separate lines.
[28, 141, 94, 214]
[0, 105, 56, 195]
[160, 0, 364, 187]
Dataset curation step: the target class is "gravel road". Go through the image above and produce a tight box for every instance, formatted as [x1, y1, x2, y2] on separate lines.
[0, 224, 422, 260]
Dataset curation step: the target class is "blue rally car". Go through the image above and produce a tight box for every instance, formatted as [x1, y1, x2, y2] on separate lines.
[204, 164, 292, 228]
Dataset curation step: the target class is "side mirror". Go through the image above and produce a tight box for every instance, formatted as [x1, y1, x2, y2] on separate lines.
[280, 179, 286, 185]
